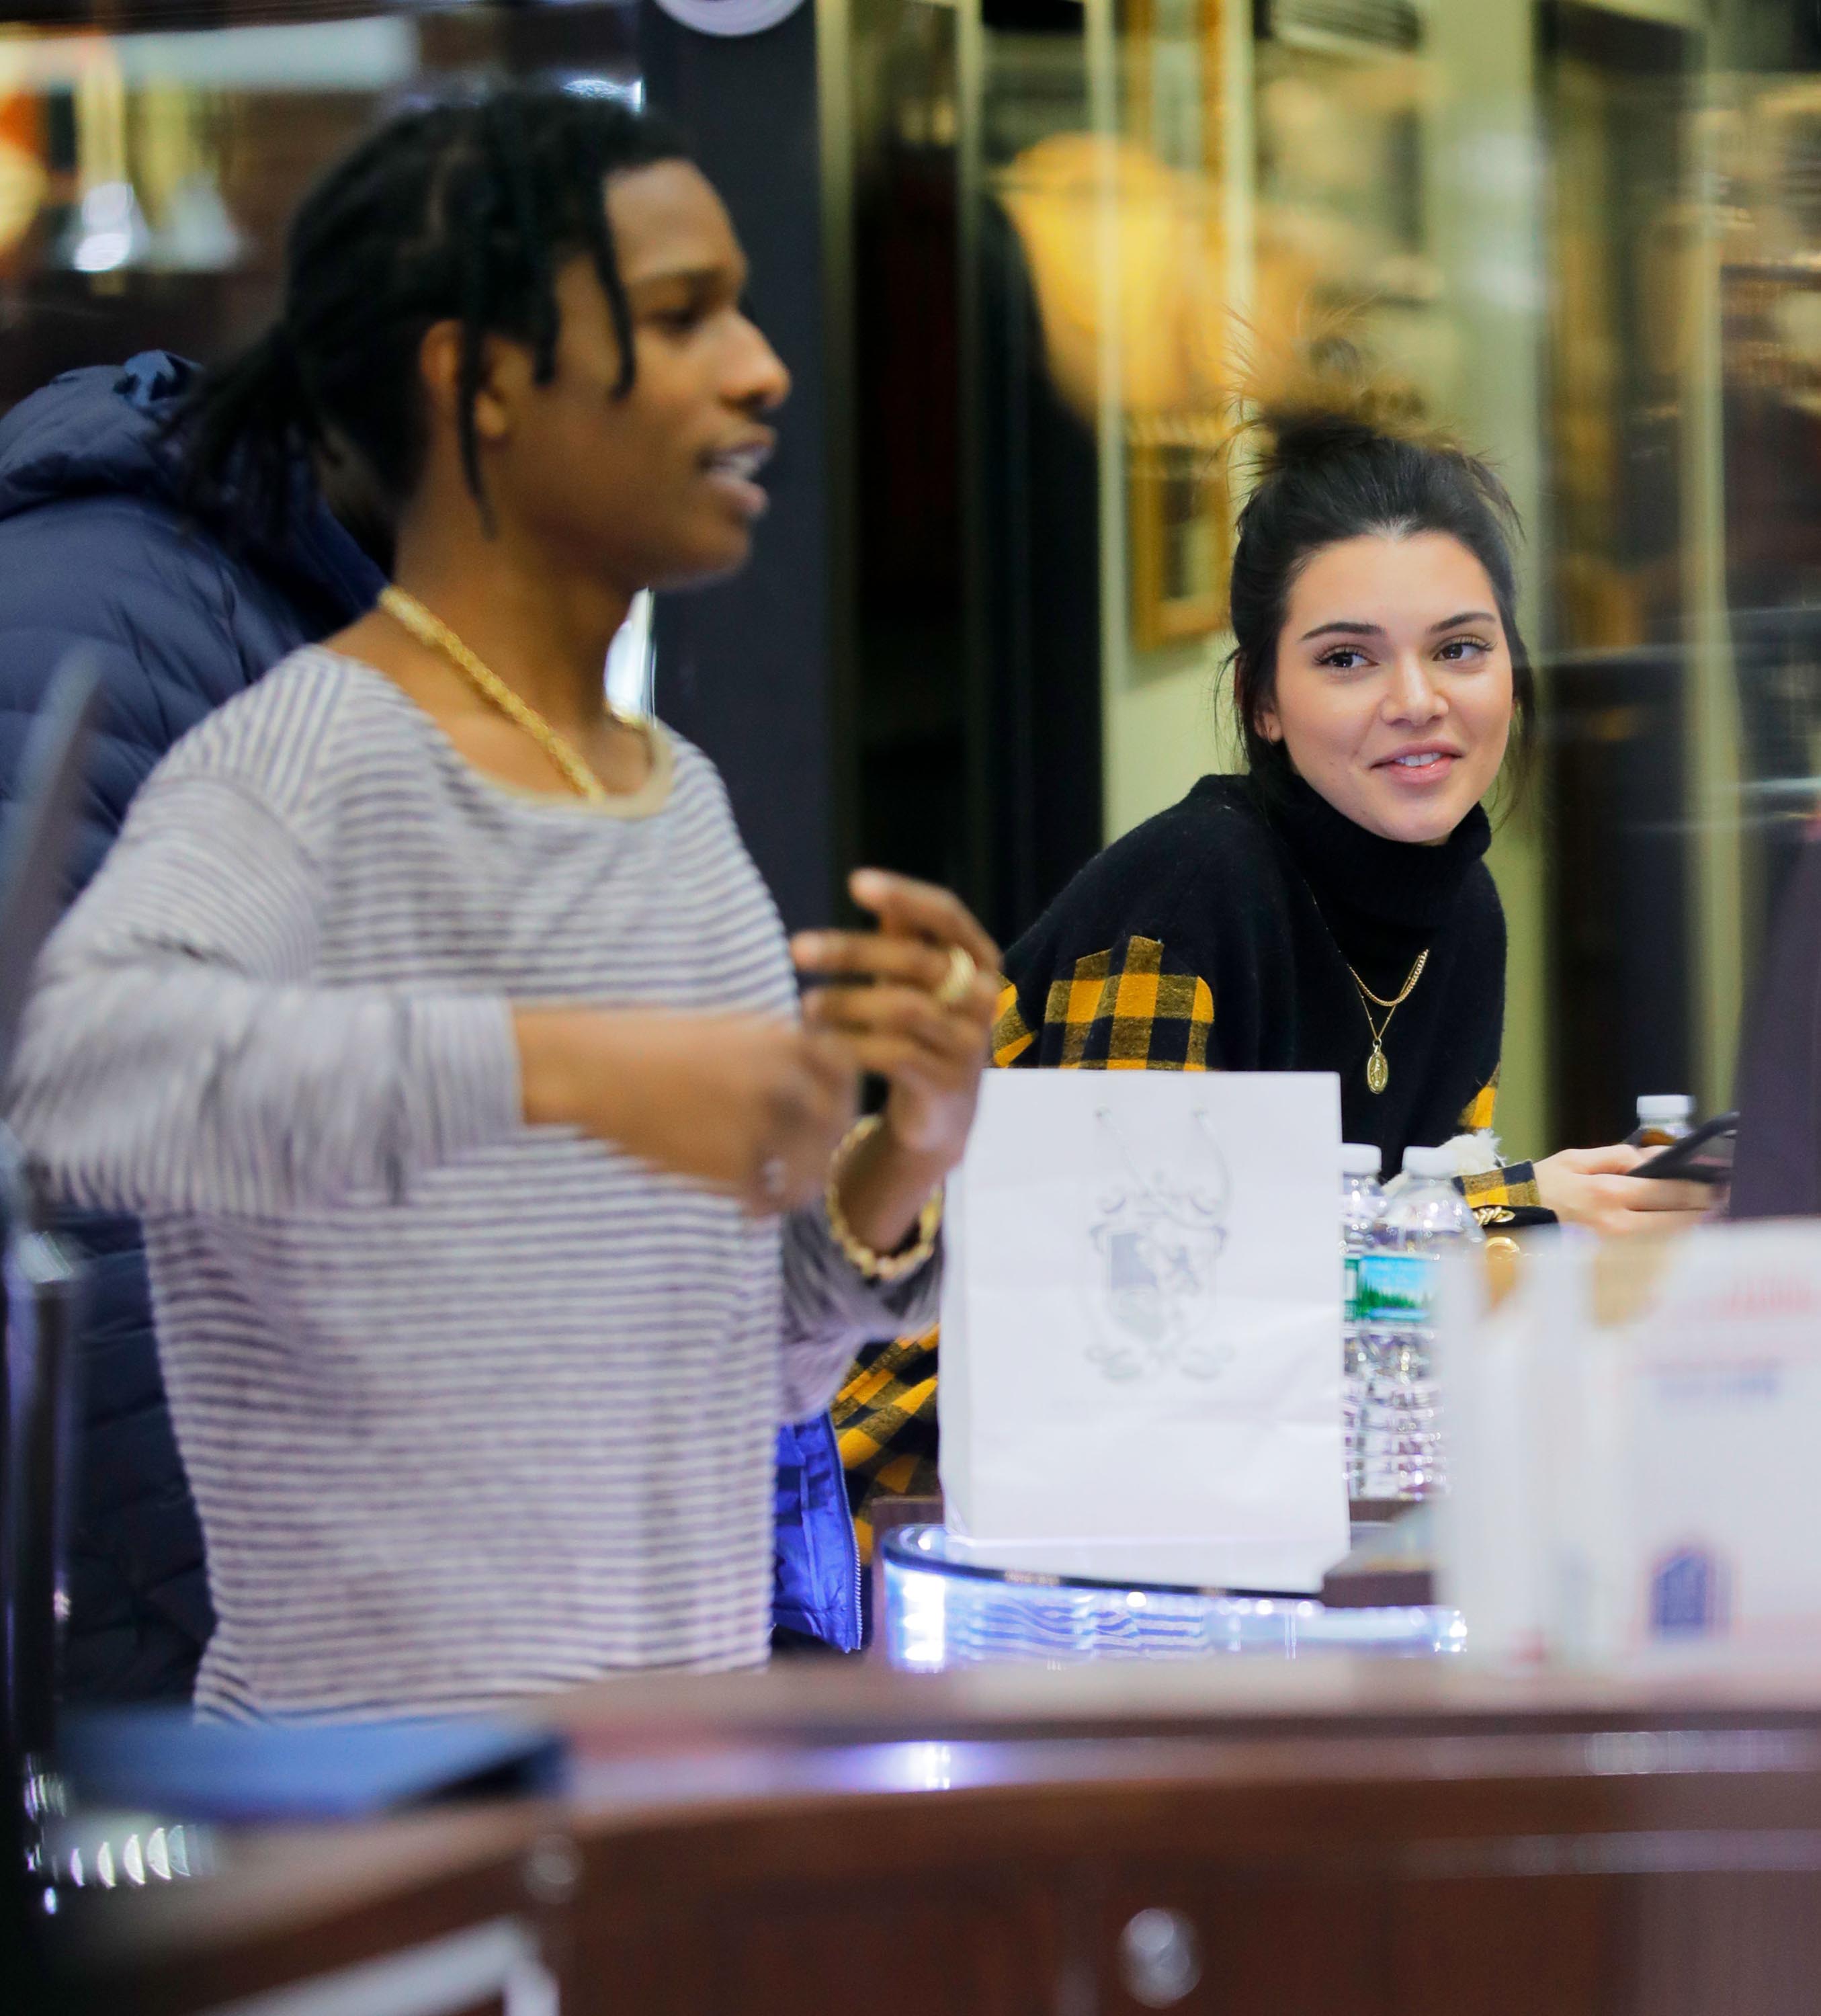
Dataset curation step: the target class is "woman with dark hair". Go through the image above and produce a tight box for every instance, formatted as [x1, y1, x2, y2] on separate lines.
[992, 405, 1707, 1230]
[837, 402, 1708, 1553]
[7, 88, 997, 1717]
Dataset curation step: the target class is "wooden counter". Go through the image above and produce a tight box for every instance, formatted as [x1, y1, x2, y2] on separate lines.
[60, 1659, 1821, 2015]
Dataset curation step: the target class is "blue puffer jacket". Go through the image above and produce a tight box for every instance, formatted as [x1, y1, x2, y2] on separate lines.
[0, 351, 386, 1699]
[0, 352, 863, 1691]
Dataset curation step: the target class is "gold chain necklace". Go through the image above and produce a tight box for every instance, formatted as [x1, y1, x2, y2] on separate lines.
[379, 585, 610, 806]
[1347, 948, 1429, 1095]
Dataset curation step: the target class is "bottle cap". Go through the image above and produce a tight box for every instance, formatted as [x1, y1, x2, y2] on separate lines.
[1339, 1142, 1382, 1178]
[1636, 1093, 1694, 1123]
[1402, 1146, 1457, 1179]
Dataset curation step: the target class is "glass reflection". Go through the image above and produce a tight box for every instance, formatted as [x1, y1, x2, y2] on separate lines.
[833, 0, 1821, 1157]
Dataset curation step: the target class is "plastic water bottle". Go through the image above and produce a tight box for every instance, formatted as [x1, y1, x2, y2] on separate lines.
[1629, 1093, 1694, 1148]
[1339, 1143, 1385, 1496]
[1355, 1145, 1484, 1501]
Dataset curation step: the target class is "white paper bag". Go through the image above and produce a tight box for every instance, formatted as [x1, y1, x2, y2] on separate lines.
[939, 1070, 1348, 1591]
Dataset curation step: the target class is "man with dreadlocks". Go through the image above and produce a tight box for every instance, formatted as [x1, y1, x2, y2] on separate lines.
[7, 87, 996, 1718]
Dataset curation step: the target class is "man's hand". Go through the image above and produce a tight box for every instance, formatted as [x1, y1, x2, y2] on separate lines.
[515, 1007, 858, 1215]
[790, 870, 1000, 1257]
[791, 869, 1000, 1171]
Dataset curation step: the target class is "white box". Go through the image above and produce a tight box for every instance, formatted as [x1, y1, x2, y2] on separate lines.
[1437, 1221, 1821, 1666]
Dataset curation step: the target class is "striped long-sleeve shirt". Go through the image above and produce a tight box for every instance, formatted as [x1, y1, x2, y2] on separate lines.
[9, 648, 937, 1719]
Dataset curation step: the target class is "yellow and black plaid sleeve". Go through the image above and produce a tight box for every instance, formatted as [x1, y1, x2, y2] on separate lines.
[1459, 1161, 1544, 1222]
[1453, 1070, 1552, 1224]
[992, 980, 1036, 1066]
[1037, 935, 1214, 1070]
[1458, 1070, 1499, 1134]
[831, 1329, 940, 1564]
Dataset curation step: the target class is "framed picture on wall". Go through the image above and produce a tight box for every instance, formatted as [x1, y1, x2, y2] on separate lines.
[1124, 0, 1233, 652]
[1128, 420, 1232, 650]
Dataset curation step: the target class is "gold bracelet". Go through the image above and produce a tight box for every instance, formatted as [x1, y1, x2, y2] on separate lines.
[824, 1114, 943, 1283]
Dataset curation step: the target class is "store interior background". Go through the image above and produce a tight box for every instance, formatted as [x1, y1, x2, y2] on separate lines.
[4, 0, 1820, 1167]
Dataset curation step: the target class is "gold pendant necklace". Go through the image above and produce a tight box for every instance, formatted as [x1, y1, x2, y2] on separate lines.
[1347, 948, 1429, 1095]
[379, 585, 611, 805]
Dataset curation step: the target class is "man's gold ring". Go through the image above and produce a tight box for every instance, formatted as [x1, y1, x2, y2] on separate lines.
[933, 944, 977, 1010]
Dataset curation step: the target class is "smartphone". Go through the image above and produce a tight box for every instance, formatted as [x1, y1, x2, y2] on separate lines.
[1631, 1110, 1738, 1185]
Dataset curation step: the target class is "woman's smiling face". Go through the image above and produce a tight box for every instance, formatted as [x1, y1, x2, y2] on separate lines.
[1256, 529, 1515, 844]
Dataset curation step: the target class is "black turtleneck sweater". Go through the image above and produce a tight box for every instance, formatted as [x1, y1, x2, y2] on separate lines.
[996, 772, 1507, 1170]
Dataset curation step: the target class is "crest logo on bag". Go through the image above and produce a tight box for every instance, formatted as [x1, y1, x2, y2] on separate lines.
[1088, 1107, 1230, 1382]
[1650, 1544, 1728, 1639]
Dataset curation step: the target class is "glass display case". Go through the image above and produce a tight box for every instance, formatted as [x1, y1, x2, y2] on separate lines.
[880, 1525, 1466, 1670]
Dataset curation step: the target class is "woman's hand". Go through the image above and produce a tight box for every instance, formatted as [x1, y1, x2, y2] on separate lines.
[791, 869, 1000, 1256]
[1533, 1142, 1716, 1236]
[515, 1007, 858, 1214]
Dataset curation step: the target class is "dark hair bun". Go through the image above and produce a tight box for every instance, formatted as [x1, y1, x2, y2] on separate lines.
[1254, 407, 1400, 475]
[1237, 328, 1449, 479]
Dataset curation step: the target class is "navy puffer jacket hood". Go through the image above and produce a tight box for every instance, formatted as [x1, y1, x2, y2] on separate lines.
[0, 351, 383, 894]
[0, 352, 383, 1699]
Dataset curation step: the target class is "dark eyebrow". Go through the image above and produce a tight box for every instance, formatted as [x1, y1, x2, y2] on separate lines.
[1299, 620, 1384, 642]
[1300, 610, 1498, 644]
[625, 259, 745, 296]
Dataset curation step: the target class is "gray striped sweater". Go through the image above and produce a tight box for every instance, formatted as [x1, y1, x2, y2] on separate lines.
[9, 648, 937, 1718]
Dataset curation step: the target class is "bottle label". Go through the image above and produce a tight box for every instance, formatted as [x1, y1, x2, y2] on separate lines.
[1355, 1253, 1436, 1322]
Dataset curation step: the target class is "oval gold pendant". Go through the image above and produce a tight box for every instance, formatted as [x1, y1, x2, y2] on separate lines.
[1366, 1046, 1389, 1095]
